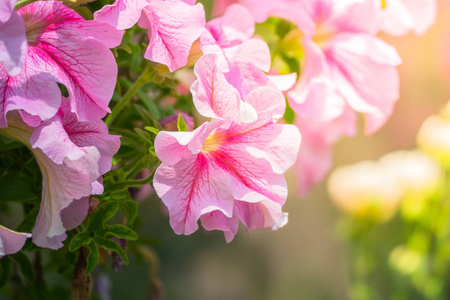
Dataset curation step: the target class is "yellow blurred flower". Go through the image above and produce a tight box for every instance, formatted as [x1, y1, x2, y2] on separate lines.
[417, 106, 450, 168]
[328, 150, 442, 222]
[379, 150, 442, 198]
[379, 150, 442, 219]
[327, 161, 402, 222]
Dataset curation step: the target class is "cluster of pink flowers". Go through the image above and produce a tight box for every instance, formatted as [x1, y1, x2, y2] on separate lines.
[0, 0, 438, 252]
[153, 4, 301, 240]
[0, 0, 124, 255]
[213, 0, 436, 195]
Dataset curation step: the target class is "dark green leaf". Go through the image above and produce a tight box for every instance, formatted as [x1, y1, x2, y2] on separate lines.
[17, 205, 40, 232]
[0, 173, 39, 202]
[93, 237, 129, 265]
[124, 200, 138, 227]
[104, 225, 138, 240]
[69, 231, 93, 252]
[0, 256, 12, 287]
[86, 242, 100, 274]
[89, 202, 119, 231]
[134, 128, 151, 142]
[11, 252, 35, 282]
[0, 135, 22, 151]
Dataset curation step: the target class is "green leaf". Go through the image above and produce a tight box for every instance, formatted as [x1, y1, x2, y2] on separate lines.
[11, 252, 35, 282]
[149, 146, 157, 157]
[283, 99, 295, 124]
[89, 202, 119, 231]
[144, 126, 160, 135]
[124, 200, 138, 227]
[0, 256, 12, 287]
[115, 44, 132, 54]
[86, 242, 100, 274]
[93, 237, 129, 265]
[69, 231, 93, 252]
[134, 128, 151, 142]
[0, 135, 22, 151]
[0, 173, 39, 202]
[177, 114, 188, 132]
[276, 19, 294, 39]
[17, 205, 40, 233]
[104, 225, 138, 240]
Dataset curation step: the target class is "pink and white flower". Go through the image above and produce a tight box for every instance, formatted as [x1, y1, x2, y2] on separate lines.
[94, 0, 205, 71]
[0, 1, 122, 128]
[153, 87, 301, 241]
[0, 225, 31, 258]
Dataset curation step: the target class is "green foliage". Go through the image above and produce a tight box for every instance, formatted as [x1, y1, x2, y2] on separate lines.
[0, 257, 12, 288]
[0, 173, 40, 203]
[93, 237, 129, 265]
[104, 224, 138, 240]
[284, 99, 295, 124]
[11, 252, 35, 282]
[86, 242, 99, 274]
[177, 114, 189, 132]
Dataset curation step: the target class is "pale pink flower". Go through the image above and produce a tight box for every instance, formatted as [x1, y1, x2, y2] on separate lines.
[153, 87, 301, 241]
[192, 6, 298, 126]
[94, 0, 205, 71]
[0, 225, 31, 258]
[285, 0, 401, 134]
[31, 146, 100, 249]
[29, 98, 119, 248]
[379, 0, 437, 36]
[191, 49, 292, 124]
[200, 4, 260, 72]
[224, 0, 400, 134]
[2, 106, 119, 249]
[294, 108, 356, 196]
[211, 0, 238, 17]
[0, 0, 26, 76]
[217, 0, 315, 35]
[191, 54, 261, 123]
[30, 97, 121, 178]
[0, 1, 122, 128]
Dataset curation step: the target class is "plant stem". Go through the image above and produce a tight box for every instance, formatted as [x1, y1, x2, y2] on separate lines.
[72, 247, 92, 300]
[105, 64, 154, 126]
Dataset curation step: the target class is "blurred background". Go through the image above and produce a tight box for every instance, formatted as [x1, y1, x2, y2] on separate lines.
[107, 1, 450, 299]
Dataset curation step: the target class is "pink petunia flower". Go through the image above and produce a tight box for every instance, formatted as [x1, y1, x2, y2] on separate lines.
[0, 225, 31, 258]
[94, 0, 205, 71]
[0, 0, 26, 76]
[379, 0, 437, 36]
[224, 0, 400, 134]
[30, 97, 121, 178]
[2, 104, 119, 249]
[0, 1, 122, 128]
[28, 98, 120, 248]
[284, 0, 401, 134]
[153, 86, 301, 241]
[293, 108, 356, 196]
[193, 6, 297, 124]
